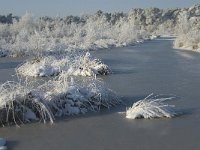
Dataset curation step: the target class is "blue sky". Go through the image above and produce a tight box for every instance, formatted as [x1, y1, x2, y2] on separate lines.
[0, 0, 199, 16]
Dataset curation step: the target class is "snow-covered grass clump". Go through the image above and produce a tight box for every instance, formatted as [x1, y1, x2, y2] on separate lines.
[0, 75, 119, 126]
[0, 81, 54, 125]
[0, 138, 7, 150]
[126, 94, 177, 119]
[70, 52, 110, 76]
[17, 52, 110, 77]
[43, 73, 119, 117]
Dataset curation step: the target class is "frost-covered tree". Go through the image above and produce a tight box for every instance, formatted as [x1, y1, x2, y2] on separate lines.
[0, 4, 199, 57]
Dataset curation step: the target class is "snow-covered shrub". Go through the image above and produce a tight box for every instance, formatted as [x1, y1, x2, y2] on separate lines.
[17, 55, 69, 77]
[173, 5, 200, 51]
[41, 74, 120, 117]
[0, 11, 144, 57]
[174, 29, 200, 51]
[156, 20, 176, 36]
[0, 75, 119, 126]
[0, 5, 199, 56]
[71, 52, 110, 76]
[17, 52, 110, 77]
[174, 15, 200, 51]
[126, 94, 177, 119]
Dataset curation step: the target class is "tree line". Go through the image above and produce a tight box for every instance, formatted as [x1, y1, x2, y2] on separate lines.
[0, 14, 19, 24]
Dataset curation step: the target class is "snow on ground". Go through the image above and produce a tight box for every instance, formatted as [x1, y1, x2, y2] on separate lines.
[126, 94, 177, 119]
[0, 73, 119, 125]
[17, 51, 110, 77]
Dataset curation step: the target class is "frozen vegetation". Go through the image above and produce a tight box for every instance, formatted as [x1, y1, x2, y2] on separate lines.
[17, 51, 110, 77]
[0, 14, 154, 57]
[174, 29, 200, 51]
[0, 74, 119, 126]
[0, 12, 146, 57]
[0, 4, 199, 57]
[0, 5, 200, 57]
[173, 5, 200, 51]
[126, 94, 177, 119]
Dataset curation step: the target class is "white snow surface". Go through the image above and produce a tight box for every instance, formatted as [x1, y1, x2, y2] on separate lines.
[126, 94, 177, 119]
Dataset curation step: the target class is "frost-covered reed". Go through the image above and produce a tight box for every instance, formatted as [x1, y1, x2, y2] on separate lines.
[0, 74, 119, 126]
[126, 94, 177, 119]
[0, 81, 54, 125]
[17, 51, 110, 77]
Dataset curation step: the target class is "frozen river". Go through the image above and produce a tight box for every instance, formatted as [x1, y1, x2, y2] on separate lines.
[0, 38, 200, 150]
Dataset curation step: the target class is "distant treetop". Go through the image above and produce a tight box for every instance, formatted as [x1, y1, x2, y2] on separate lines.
[0, 13, 19, 24]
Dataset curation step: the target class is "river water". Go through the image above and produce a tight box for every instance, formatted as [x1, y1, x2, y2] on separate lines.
[0, 38, 200, 150]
